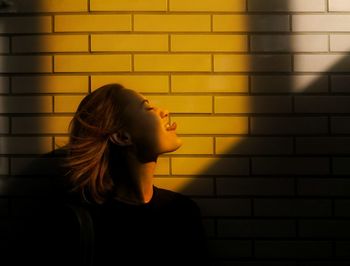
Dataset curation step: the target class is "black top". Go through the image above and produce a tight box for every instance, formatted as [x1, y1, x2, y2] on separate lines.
[85, 186, 210, 265]
[15, 186, 210, 266]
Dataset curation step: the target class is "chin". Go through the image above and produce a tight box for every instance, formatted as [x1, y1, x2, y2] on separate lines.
[160, 138, 183, 154]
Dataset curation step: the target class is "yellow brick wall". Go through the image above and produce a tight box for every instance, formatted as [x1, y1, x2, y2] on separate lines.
[2, 0, 350, 264]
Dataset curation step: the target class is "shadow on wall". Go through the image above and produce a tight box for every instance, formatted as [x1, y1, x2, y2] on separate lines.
[1, 1, 350, 265]
[0, 1, 68, 264]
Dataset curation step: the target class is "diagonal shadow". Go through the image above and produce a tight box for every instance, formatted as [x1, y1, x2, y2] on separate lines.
[1, 1, 350, 266]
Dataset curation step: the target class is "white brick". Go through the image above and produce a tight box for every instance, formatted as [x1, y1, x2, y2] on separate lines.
[0, 37, 9, 53]
[294, 54, 350, 72]
[293, 15, 350, 32]
[251, 35, 328, 52]
[329, 0, 350, 11]
[0, 116, 9, 133]
[213, 15, 289, 32]
[0, 137, 52, 154]
[249, 0, 325, 12]
[332, 75, 350, 93]
[252, 75, 328, 94]
[0, 77, 9, 93]
[331, 35, 350, 52]
[0, 157, 8, 175]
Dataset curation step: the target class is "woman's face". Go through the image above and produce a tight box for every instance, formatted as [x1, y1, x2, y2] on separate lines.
[120, 89, 182, 159]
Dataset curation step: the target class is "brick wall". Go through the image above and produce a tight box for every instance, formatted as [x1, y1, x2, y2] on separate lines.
[1, 0, 350, 265]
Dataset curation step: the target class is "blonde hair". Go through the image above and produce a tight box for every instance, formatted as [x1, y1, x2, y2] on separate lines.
[64, 83, 129, 204]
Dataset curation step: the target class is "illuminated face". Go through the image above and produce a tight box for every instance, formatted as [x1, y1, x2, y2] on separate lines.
[122, 90, 182, 159]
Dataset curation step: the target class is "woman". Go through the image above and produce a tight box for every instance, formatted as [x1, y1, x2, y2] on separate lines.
[62, 83, 210, 265]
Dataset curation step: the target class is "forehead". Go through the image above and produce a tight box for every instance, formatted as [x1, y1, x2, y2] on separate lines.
[122, 89, 147, 108]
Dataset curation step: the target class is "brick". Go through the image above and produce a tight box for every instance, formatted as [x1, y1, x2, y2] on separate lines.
[170, 0, 245, 11]
[0, 137, 52, 155]
[171, 157, 249, 175]
[216, 262, 297, 266]
[252, 157, 330, 175]
[10, 157, 66, 176]
[298, 178, 350, 196]
[171, 75, 248, 93]
[336, 241, 350, 258]
[153, 177, 213, 196]
[134, 54, 211, 72]
[54, 136, 68, 150]
[215, 96, 292, 114]
[54, 55, 131, 72]
[134, 15, 210, 32]
[155, 157, 169, 175]
[54, 95, 86, 113]
[218, 219, 296, 238]
[12, 116, 72, 134]
[0, 199, 8, 216]
[0, 157, 8, 175]
[217, 177, 295, 196]
[90, 0, 166, 11]
[0, 117, 9, 134]
[254, 199, 332, 217]
[294, 54, 350, 72]
[331, 117, 350, 134]
[332, 75, 350, 93]
[251, 35, 328, 52]
[172, 116, 248, 134]
[255, 241, 332, 259]
[215, 137, 293, 155]
[12, 76, 88, 94]
[251, 75, 328, 94]
[213, 15, 289, 32]
[91, 75, 169, 93]
[147, 95, 212, 113]
[335, 200, 350, 217]
[171, 137, 213, 155]
[0, 37, 9, 53]
[330, 0, 350, 11]
[293, 15, 350, 32]
[331, 34, 350, 52]
[0, 96, 52, 113]
[91, 34, 168, 52]
[0, 17, 51, 34]
[171, 34, 247, 52]
[0, 56, 52, 73]
[0, 77, 9, 93]
[13, 35, 89, 53]
[195, 198, 251, 217]
[248, 0, 325, 12]
[208, 240, 252, 259]
[251, 117, 328, 135]
[300, 219, 350, 238]
[333, 157, 350, 175]
[295, 96, 350, 113]
[202, 219, 215, 237]
[296, 137, 350, 155]
[214, 55, 291, 72]
[55, 15, 131, 32]
[15, 0, 87, 12]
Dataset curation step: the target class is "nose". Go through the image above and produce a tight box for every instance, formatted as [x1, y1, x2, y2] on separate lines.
[160, 108, 169, 118]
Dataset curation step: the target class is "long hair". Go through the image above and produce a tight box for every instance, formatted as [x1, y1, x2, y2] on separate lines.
[64, 83, 129, 204]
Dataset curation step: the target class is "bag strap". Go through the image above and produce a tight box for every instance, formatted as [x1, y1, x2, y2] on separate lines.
[67, 204, 95, 266]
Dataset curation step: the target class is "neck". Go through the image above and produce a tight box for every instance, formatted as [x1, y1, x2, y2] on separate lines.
[113, 152, 156, 205]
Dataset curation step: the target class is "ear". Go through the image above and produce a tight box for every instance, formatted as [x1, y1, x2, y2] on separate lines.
[109, 130, 132, 146]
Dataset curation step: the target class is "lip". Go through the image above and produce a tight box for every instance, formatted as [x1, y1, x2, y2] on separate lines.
[164, 121, 177, 131]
